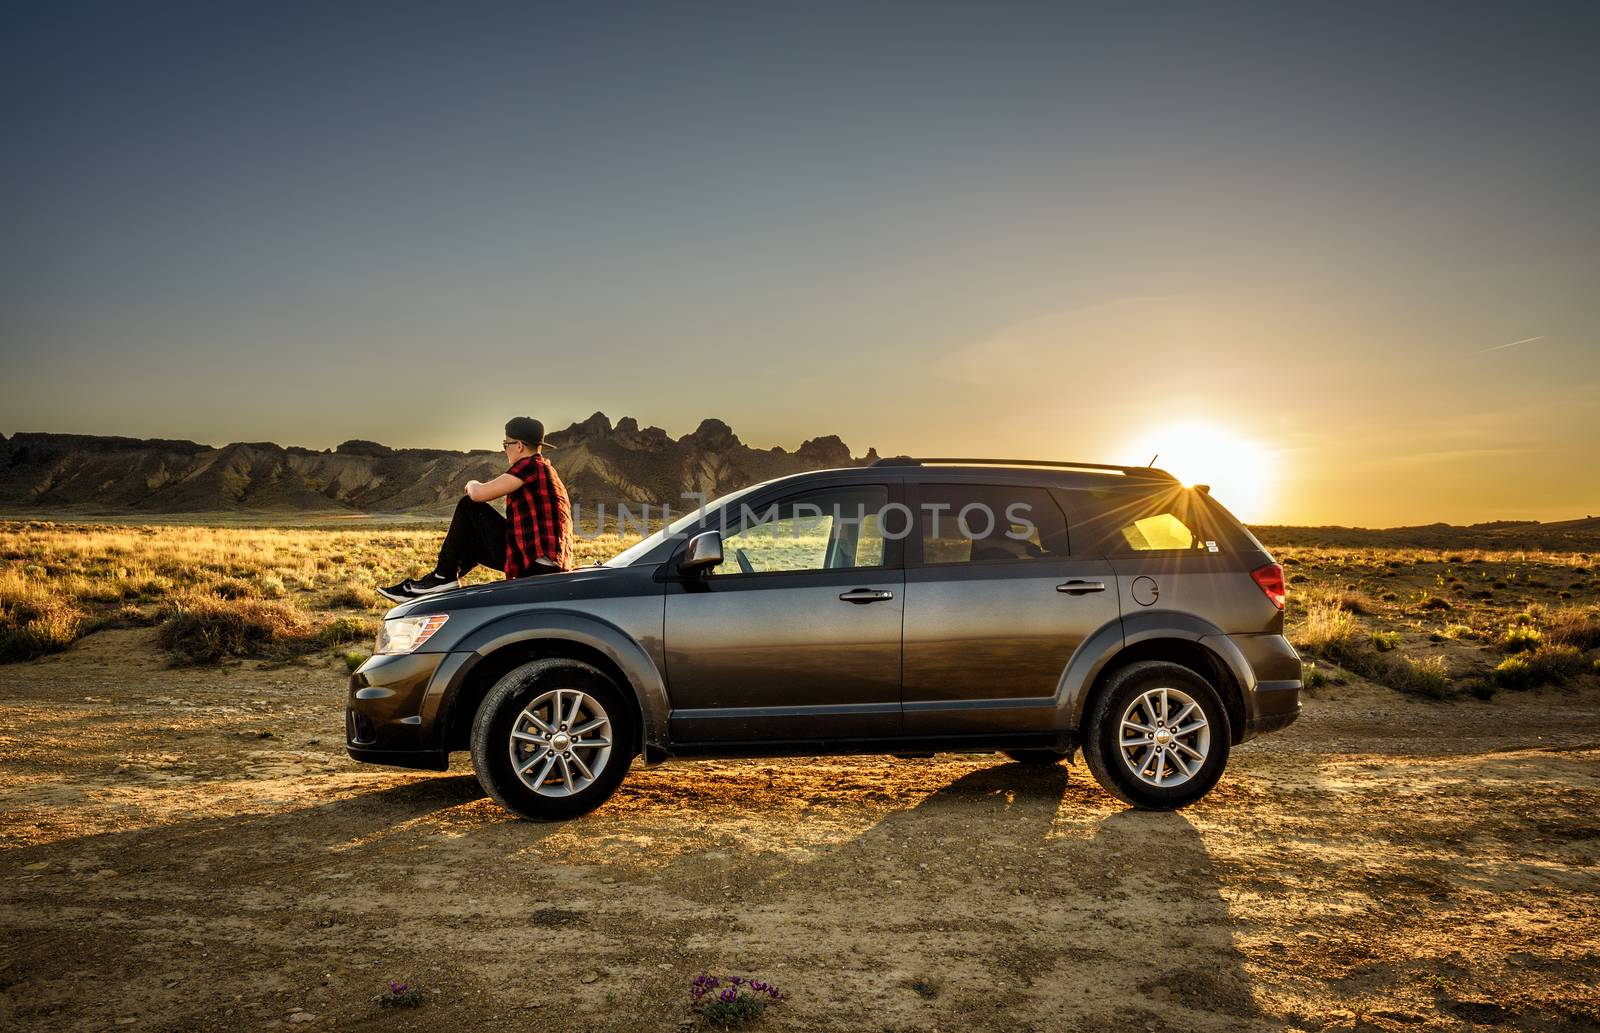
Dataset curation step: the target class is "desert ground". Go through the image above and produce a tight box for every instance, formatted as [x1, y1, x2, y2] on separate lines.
[2, 522, 1598, 1032]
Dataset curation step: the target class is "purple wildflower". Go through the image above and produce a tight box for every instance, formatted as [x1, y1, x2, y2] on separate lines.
[690, 971, 787, 1017]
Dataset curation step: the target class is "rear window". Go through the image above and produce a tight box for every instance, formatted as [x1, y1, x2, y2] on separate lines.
[1195, 493, 1268, 554]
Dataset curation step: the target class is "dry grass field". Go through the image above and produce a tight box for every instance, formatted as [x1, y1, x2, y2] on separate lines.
[0, 521, 631, 667]
[2, 520, 1594, 699]
[2, 521, 1598, 1032]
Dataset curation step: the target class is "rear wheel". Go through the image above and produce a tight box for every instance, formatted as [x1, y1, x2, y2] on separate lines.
[470, 659, 634, 821]
[1081, 660, 1230, 810]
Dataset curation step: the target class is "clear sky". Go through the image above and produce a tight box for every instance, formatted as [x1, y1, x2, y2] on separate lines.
[3, 1, 1597, 525]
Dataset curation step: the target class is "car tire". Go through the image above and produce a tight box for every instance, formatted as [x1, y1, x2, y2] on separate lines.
[470, 658, 634, 821]
[1003, 749, 1070, 766]
[1081, 660, 1231, 810]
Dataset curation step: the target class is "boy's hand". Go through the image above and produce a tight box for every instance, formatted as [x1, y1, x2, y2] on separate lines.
[465, 480, 481, 495]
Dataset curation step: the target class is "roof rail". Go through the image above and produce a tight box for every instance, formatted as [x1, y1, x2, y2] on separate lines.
[869, 456, 1179, 481]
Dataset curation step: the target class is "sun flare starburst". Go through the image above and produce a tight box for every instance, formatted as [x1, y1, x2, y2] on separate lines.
[1121, 423, 1274, 522]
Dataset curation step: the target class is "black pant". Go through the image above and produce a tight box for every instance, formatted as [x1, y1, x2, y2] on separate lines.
[436, 497, 509, 579]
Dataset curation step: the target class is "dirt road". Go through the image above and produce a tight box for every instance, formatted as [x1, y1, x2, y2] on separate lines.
[2, 628, 1598, 1031]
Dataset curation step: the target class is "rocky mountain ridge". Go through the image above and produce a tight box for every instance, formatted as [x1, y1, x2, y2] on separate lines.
[0, 413, 879, 515]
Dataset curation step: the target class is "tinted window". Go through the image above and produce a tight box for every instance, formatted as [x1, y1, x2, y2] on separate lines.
[915, 484, 1070, 565]
[1075, 487, 1216, 554]
[710, 486, 888, 575]
[1121, 512, 1204, 551]
[604, 479, 773, 567]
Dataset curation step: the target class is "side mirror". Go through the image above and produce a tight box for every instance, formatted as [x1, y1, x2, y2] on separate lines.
[677, 530, 724, 575]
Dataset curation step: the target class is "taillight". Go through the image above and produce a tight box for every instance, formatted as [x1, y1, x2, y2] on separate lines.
[1250, 563, 1286, 610]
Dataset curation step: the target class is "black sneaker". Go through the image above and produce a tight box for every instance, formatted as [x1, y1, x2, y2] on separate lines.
[406, 572, 459, 596]
[376, 579, 415, 603]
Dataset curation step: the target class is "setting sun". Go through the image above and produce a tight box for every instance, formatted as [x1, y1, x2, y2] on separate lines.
[1121, 422, 1275, 523]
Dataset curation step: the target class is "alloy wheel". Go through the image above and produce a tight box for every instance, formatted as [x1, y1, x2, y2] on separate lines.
[1118, 686, 1210, 788]
[507, 687, 614, 797]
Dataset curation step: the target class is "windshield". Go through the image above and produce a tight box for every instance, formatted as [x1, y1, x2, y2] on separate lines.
[602, 480, 773, 567]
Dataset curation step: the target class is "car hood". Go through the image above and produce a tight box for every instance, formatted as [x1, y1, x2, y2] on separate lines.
[385, 563, 647, 618]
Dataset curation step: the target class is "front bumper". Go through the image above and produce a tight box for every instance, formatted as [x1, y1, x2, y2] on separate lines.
[345, 743, 449, 771]
[345, 651, 461, 770]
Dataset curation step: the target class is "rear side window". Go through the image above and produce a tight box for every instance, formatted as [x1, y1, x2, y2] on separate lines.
[914, 484, 1070, 565]
[1121, 512, 1205, 551]
[1069, 487, 1219, 555]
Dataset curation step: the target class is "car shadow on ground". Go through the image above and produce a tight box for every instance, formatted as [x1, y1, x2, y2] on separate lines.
[639, 759, 1280, 1031]
[1, 761, 1278, 1032]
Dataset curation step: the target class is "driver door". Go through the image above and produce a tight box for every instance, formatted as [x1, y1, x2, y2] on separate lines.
[664, 482, 904, 743]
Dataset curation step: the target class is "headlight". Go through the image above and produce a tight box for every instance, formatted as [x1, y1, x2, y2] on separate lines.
[375, 614, 449, 655]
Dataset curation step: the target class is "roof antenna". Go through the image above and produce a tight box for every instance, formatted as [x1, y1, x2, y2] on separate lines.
[1147, 453, 1159, 467]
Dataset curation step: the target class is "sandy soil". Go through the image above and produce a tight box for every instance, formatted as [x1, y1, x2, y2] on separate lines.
[2, 628, 1598, 1032]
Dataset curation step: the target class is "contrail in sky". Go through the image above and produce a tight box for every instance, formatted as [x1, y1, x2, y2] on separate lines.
[1476, 335, 1544, 353]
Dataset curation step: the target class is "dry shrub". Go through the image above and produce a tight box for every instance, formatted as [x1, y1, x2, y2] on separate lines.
[0, 595, 89, 662]
[1293, 599, 1364, 662]
[1545, 605, 1600, 651]
[323, 584, 379, 610]
[1501, 625, 1544, 653]
[207, 577, 260, 600]
[1298, 585, 1375, 615]
[0, 571, 92, 661]
[106, 603, 161, 628]
[1384, 653, 1453, 699]
[1343, 649, 1454, 700]
[62, 574, 136, 603]
[156, 595, 316, 664]
[128, 575, 174, 598]
[0, 569, 37, 603]
[1494, 645, 1586, 690]
[318, 614, 377, 647]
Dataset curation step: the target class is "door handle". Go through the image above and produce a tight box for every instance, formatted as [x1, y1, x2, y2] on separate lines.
[839, 588, 895, 603]
[1056, 580, 1106, 595]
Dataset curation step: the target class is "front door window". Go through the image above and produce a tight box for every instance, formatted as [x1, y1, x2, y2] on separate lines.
[710, 486, 889, 576]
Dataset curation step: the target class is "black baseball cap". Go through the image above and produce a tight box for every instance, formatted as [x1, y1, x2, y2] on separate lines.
[505, 416, 557, 450]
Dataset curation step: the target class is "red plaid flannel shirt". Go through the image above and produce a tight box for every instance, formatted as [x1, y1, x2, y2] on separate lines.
[504, 455, 573, 577]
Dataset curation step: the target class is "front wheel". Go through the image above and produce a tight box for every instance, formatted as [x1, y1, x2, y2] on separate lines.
[470, 659, 634, 821]
[1081, 661, 1230, 810]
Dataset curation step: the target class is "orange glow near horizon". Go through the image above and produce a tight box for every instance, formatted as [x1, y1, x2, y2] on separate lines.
[1121, 423, 1276, 524]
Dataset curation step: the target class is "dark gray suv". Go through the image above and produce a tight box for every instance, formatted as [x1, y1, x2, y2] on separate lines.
[347, 458, 1300, 819]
